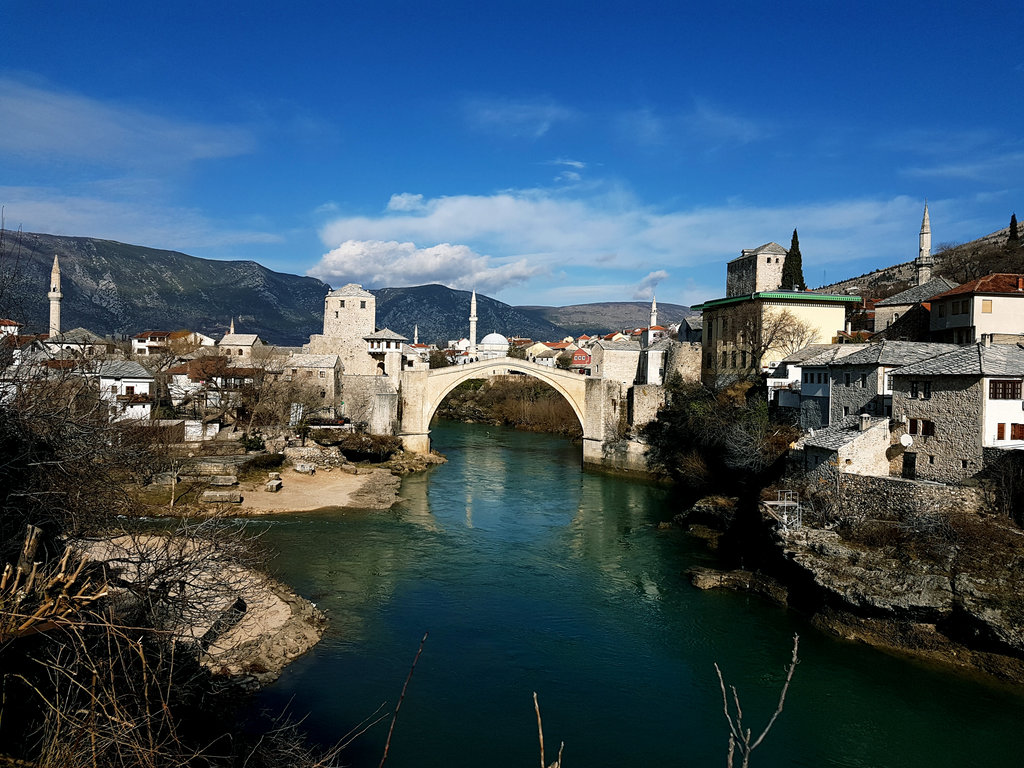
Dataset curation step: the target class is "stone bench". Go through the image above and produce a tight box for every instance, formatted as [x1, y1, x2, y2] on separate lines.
[266, 479, 283, 493]
[208, 475, 238, 487]
[200, 490, 242, 504]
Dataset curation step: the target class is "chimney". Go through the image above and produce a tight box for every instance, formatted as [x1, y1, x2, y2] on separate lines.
[1018, 277, 1023, 292]
[859, 413, 871, 431]
[984, 334, 991, 348]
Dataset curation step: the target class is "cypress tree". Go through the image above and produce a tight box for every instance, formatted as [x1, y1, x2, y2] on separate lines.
[781, 228, 806, 291]
[1009, 213, 1019, 247]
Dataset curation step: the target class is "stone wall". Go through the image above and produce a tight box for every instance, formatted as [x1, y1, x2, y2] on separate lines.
[830, 473, 993, 520]
[665, 341, 701, 383]
[591, 346, 641, 387]
[800, 396, 828, 429]
[306, 334, 377, 376]
[582, 438, 650, 475]
[341, 374, 399, 435]
[829, 364, 883, 422]
[891, 374, 984, 483]
[726, 255, 756, 297]
[628, 384, 665, 429]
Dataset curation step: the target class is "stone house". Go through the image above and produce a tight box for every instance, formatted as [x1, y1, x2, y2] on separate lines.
[726, 242, 788, 296]
[797, 414, 891, 479]
[590, 339, 641, 386]
[217, 332, 266, 359]
[282, 353, 342, 408]
[364, 329, 408, 375]
[872, 277, 958, 332]
[45, 327, 114, 358]
[133, 329, 215, 357]
[794, 345, 863, 429]
[891, 341, 1024, 482]
[306, 283, 378, 375]
[826, 341, 958, 423]
[928, 273, 1024, 345]
[767, 343, 843, 412]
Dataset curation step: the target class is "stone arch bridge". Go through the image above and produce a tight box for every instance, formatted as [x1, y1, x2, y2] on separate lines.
[397, 357, 627, 466]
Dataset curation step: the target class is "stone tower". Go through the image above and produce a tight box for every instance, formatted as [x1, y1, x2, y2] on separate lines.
[649, 295, 658, 328]
[469, 290, 478, 357]
[47, 254, 62, 337]
[915, 202, 933, 286]
[306, 283, 378, 375]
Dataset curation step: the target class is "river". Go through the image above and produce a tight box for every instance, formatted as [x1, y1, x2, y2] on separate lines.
[256, 421, 1024, 767]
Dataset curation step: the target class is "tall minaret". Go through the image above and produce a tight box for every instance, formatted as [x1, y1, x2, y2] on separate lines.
[229, 317, 235, 334]
[915, 201, 933, 286]
[649, 295, 658, 328]
[414, 324, 419, 345]
[469, 290, 478, 357]
[47, 254, 62, 337]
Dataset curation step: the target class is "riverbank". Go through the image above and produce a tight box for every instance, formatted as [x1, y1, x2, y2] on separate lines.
[237, 467, 402, 514]
[677, 496, 1024, 684]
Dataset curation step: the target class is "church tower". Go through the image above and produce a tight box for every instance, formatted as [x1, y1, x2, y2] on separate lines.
[469, 290, 478, 357]
[47, 254, 62, 337]
[915, 202, 933, 286]
[649, 295, 658, 328]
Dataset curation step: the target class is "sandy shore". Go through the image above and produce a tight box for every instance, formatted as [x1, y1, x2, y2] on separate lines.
[237, 467, 402, 515]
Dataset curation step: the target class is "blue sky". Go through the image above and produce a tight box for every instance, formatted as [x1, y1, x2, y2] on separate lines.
[2, 1, 1022, 308]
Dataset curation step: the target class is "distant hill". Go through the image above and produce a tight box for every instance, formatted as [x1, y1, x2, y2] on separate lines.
[816, 220, 1023, 300]
[0, 231, 690, 347]
[2, 232, 329, 345]
[517, 301, 693, 336]
[372, 284, 568, 345]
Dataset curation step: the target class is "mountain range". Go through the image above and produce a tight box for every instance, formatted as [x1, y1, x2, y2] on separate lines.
[0, 232, 692, 346]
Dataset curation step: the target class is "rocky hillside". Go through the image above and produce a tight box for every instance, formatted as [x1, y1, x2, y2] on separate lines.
[3, 232, 329, 346]
[518, 301, 692, 335]
[372, 284, 566, 346]
[816, 220, 1021, 300]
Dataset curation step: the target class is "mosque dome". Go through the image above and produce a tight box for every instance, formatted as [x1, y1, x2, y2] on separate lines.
[480, 332, 509, 347]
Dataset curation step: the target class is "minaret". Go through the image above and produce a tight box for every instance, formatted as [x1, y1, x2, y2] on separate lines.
[649, 295, 658, 328]
[469, 290, 478, 357]
[47, 254, 62, 337]
[229, 317, 235, 334]
[414, 324, 419, 345]
[915, 201, 933, 286]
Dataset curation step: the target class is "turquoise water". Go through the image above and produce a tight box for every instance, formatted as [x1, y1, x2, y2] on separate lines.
[255, 421, 1024, 767]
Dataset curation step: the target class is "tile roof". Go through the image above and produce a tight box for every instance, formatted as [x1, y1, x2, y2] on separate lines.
[799, 345, 865, 367]
[828, 341, 959, 367]
[929, 274, 1024, 300]
[734, 242, 788, 260]
[893, 343, 1024, 377]
[593, 339, 641, 351]
[93, 360, 154, 379]
[874, 277, 959, 307]
[48, 328, 108, 345]
[364, 328, 409, 341]
[218, 333, 261, 346]
[327, 283, 375, 298]
[800, 415, 888, 451]
[684, 316, 703, 330]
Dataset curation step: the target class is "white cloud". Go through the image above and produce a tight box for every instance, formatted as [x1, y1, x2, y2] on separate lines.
[0, 77, 256, 168]
[617, 101, 766, 148]
[308, 240, 543, 294]
[386, 193, 426, 212]
[633, 270, 669, 300]
[464, 97, 576, 138]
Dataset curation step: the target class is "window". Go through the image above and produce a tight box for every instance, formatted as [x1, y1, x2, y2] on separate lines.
[319, 370, 326, 378]
[938, 303, 945, 318]
[237, 349, 243, 356]
[1013, 424, 1024, 440]
[910, 381, 919, 398]
[740, 351, 748, 368]
[360, 300, 366, 309]
[291, 368, 298, 375]
[335, 311, 339, 318]
[922, 381, 931, 399]
[929, 455, 935, 464]
[766, 257, 771, 264]
[998, 423, 1006, 440]
[109, 384, 117, 393]
[731, 351, 737, 368]
[860, 373, 867, 388]
[818, 372, 824, 384]
[982, 299, 993, 313]
[962, 459, 969, 469]
[989, 380, 1022, 399]
[909, 418, 918, 435]
[922, 420, 935, 437]
[844, 373, 851, 387]
[721, 352, 727, 368]
[125, 386, 134, 396]
[340, 300, 345, 308]
[843, 406, 850, 417]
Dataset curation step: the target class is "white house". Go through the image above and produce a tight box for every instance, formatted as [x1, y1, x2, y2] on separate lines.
[92, 360, 155, 420]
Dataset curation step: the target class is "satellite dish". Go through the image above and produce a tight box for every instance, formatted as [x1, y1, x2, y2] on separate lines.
[900, 434, 913, 447]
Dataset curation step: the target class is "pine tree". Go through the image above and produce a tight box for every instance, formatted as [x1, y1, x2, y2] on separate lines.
[1009, 213, 1019, 247]
[781, 228, 806, 291]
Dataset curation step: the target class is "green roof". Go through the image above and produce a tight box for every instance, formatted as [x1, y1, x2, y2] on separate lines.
[690, 291, 862, 311]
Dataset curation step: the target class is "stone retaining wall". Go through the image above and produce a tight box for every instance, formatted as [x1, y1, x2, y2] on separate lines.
[830, 473, 993, 520]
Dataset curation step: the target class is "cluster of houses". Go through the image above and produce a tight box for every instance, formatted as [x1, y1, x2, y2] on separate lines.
[693, 204, 1024, 485]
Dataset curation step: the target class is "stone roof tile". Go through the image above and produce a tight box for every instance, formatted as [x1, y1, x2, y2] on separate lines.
[875, 277, 959, 307]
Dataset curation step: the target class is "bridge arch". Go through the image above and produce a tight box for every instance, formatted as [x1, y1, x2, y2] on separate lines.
[398, 357, 592, 454]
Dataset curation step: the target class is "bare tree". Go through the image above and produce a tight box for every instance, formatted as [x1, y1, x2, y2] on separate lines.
[715, 634, 800, 768]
